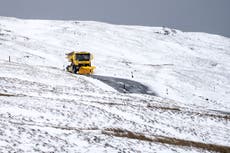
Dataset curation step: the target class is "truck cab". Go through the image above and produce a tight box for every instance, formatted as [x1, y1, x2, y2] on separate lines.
[66, 51, 95, 74]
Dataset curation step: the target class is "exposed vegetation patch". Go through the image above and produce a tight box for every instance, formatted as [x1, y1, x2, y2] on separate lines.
[195, 112, 230, 120]
[147, 104, 230, 121]
[147, 104, 181, 111]
[0, 93, 15, 97]
[102, 128, 230, 153]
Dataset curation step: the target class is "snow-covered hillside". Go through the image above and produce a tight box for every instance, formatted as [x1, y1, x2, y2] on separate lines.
[0, 16, 230, 152]
[0, 16, 229, 111]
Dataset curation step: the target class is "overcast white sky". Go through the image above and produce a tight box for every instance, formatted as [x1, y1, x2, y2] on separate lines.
[0, 0, 230, 37]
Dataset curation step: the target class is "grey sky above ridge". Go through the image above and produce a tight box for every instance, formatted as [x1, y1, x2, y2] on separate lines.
[0, 0, 230, 38]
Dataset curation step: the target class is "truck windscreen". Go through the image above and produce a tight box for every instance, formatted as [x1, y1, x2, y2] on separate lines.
[76, 54, 90, 61]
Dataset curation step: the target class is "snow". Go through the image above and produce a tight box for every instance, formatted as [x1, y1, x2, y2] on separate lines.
[0, 16, 230, 152]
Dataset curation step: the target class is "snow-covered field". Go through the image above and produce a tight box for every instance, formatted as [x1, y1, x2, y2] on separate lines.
[0, 16, 230, 152]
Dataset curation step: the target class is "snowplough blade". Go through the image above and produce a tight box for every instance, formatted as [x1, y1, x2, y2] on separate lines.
[78, 66, 95, 75]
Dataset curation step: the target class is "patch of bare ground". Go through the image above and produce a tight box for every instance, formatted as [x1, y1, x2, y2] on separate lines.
[146, 104, 230, 121]
[0, 93, 15, 97]
[91, 100, 230, 121]
[146, 103, 181, 111]
[102, 128, 230, 153]
[6, 119, 230, 152]
[196, 112, 230, 120]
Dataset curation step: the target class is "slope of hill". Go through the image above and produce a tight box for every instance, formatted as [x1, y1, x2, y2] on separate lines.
[0, 17, 230, 152]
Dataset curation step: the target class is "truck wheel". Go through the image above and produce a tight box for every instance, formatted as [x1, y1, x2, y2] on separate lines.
[66, 65, 71, 72]
[72, 65, 77, 74]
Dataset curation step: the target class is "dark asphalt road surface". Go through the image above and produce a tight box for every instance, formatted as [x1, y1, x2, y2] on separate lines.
[90, 75, 157, 96]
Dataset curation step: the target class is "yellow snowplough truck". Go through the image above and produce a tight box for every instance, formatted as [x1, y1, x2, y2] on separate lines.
[66, 51, 95, 75]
